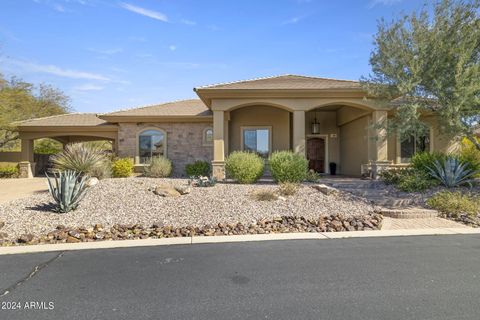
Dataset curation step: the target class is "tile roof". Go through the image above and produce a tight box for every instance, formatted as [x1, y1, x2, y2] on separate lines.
[17, 113, 109, 127]
[102, 99, 211, 117]
[195, 74, 361, 90]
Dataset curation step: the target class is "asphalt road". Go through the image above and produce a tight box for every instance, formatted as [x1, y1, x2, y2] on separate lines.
[1, 235, 480, 320]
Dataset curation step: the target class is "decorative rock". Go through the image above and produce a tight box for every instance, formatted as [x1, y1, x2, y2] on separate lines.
[66, 236, 81, 243]
[154, 184, 181, 197]
[311, 184, 338, 195]
[86, 177, 99, 187]
[18, 234, 34, 243]
[0, 232, 8, 239]
[0, 221, 4, 229]
[174, 185, 191, 195]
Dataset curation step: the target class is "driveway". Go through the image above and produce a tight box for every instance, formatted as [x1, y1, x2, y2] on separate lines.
[0, 178, 48, 204]
[1, 235, 480, 319]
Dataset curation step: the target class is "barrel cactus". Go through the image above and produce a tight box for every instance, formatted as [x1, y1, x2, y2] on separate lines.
[46, 170, 89, 213]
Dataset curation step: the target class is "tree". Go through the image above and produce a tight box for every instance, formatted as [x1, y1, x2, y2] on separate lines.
[362, 0, 480, 150]
[0, 74, 70, 149]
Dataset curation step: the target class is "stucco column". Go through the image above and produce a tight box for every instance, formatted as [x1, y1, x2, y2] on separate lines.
[371, 110, 389, 179]
[212, 110, 226, 180]
[292, 111, 306, 156]
[19, 139, 35, 178]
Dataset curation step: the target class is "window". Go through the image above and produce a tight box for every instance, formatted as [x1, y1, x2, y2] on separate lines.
[242, 127, 271, 158]
[203, 128, 213, 146]
[400, 131, 430, 162]
[138, 129, 166, 164]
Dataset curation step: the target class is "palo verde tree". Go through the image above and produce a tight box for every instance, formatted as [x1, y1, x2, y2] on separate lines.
[0, 74, 70, 149]
[362, 0, 480, 149]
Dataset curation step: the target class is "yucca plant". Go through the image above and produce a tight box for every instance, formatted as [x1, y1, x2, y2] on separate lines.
[46, 170, 89, 213]
[427, 157, 478, 188]
[50, 143, 108, 175]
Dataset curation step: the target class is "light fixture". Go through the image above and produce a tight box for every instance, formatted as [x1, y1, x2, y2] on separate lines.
[311, 112, 320, 134]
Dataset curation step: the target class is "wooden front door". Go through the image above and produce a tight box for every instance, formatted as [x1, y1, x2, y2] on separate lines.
[307, 138, 326, 173]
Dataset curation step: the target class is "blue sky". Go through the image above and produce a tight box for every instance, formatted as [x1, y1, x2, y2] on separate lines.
[0, 0, 424, 113]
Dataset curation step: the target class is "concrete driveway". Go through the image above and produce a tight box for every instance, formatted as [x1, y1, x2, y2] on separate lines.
[0, 178, 48, 204]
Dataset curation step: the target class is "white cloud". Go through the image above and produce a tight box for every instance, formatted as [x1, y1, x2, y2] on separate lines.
[180, 19, 196, 25]
[119, 3, 168, 22]
[53, 4, 66, 12]
[5, 59, 110, 81]
[73, 83, 104, 91]
[368, 0, 402, 8]
[168, 45, 177, 51]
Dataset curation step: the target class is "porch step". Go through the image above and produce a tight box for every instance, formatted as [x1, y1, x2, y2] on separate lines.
[380, 208, 439, 219]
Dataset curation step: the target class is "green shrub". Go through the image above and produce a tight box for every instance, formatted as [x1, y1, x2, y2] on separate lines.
[225, 151, 264, 184]
[143, 156, 172, 178]
[411, 152, 446, 173]
[51, 142, 108, 175]
[0, 164, 19, 178]
[305, 169, 321, 183]
[459, 143, 480, 176]
[427, 191, 480, 218]
[380, 168, 437, 192]
[111, 158, 134, 178]
[185, 160, 210, 177]
[268, 151, 308, 183]
[396, 169, 438, 192]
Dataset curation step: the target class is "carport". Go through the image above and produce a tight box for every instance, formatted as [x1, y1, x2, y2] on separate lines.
[13, 113, 118, 177]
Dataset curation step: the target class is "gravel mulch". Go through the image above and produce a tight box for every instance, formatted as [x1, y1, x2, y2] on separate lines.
[0, 177, 380, 243]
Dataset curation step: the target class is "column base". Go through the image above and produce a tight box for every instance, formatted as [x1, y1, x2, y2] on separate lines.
[211, 161, 225, 181]
[18, 161, 36, 178]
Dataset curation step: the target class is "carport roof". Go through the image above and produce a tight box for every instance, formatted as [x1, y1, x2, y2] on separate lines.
[17, 113, 111, 127]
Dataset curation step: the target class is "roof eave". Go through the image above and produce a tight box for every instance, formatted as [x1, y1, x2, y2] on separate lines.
[98, 115, 213, 123]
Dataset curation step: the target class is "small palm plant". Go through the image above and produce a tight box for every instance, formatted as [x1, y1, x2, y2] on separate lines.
[50, 142, 108, 175]
[427, 157, 478, 188]
[46, 170, 89, 213]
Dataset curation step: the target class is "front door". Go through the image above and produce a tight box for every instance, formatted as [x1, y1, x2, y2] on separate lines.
[307, 138, 326, 173]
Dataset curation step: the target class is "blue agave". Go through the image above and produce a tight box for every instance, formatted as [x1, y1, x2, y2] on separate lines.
[427, 157, 478, 188]
[46, 170, 89, 213]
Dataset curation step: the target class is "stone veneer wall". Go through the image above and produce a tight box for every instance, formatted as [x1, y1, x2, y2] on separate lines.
[117, 122, 213, 176]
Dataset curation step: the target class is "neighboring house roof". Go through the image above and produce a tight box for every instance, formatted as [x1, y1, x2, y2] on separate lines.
[195, 74, 361, 90]
[17, 113, 111, 127]
[99, 99, 212, 122]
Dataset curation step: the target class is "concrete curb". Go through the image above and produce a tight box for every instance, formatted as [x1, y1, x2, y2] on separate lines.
[0, 228, 479, 255]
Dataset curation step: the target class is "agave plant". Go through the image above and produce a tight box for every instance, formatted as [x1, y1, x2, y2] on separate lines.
[46, 170, 89, 213]
[50, 142, 108, 175]
[427, 157, 478, 188]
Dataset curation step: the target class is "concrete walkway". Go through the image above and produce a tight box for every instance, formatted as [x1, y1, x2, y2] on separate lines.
[0, 178, 48, 204]
[381, 217, 468, 230]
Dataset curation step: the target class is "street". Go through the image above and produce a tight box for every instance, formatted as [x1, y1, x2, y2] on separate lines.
[1, 235, 480, 319]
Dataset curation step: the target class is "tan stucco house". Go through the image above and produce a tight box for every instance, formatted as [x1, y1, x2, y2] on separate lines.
[9, 75, 458, 178]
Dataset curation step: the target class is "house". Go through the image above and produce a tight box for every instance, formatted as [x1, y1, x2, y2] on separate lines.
[8, 75, 458, 178]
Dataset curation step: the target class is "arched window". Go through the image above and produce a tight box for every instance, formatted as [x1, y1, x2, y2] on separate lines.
[138, 129, 166, 163]
[203, 127, 213, 146]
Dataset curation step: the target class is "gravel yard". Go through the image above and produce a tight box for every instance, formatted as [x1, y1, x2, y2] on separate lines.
[0, 177, 379, 241]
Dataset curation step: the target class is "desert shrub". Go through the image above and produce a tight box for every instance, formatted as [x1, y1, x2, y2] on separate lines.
[143, 156, 172, 178]
[411, 152, 446, 173]
[51, 142, 108, 175]
[427, 157, 478, 188]
[88, 158, 112, 179]
[278, 182, 299, 196]
[268, 151, 308, 183]
[189, 176, 217, 187]
[427, 191, 480, 218]
[185, 160, 210, 177]
[0, 163, 18, 178]
[251, 190, 278, 201]
[225, 151, 264, 184]
[459, 140, 480, 176]
[380, 168, 437, 192]
[305, 169, 321, 183]
[111, 158, 134, 178]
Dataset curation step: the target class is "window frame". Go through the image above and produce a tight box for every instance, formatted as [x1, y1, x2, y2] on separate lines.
[397, 129, 432, 163]
[202, 127, 213, 146]
[240, 126, 272, 157]
[136, 127, 167, 165]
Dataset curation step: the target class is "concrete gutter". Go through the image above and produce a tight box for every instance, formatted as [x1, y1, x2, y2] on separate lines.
[0, 228, 479, 255]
